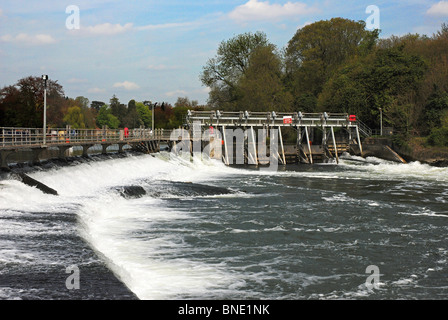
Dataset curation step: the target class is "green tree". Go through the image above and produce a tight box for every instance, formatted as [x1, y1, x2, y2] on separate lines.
[238, 46, 292, 112]
[0, 76, 65, 127]
[423, 90, 448, 134]
[123, 99, 143, 128]
[317, 46, 427, 130]
[175, 96, 198, 108]
[63, 106, 86, 129]
[136, 102, 152, 128]
[96, 105, 120, 129]
[201, 31, 271, 109]
[285, 18, 379, 109]
[109, 94, 127, 127]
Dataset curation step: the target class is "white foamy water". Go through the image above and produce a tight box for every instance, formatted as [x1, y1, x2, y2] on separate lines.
[1, 152, 448, 300]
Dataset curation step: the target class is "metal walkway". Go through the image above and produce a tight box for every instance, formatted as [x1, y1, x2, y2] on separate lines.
[0, 127, 172, 169]
[186, 111, 366, 165]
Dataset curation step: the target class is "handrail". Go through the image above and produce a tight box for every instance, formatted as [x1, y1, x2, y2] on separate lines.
[0, 127, 171, 148]
[356, 120, 372, 137]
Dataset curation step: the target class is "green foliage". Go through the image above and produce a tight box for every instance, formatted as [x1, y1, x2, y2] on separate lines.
[285, 18, 379, 100]
[96, 105, 120, 129]
[122, 99, 143, 128]
[171, 106, 189, 128]
[0, 76, 65, 127]
[423, 91, 448, 134]
[427, 109, 448, 147]
[200, 31, 271, 109]
[318, 46, 427, 129]
[428, 126, 448, 147]
[63, 106, 86, 129]
[136, 102, 152, 128]
[109, 94, 127, 127]
[238, 46, 292, 112]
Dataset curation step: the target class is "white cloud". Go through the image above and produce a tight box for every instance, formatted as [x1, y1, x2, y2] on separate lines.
[72, 20, 196, 37]
[88, 87, 106, 94]
[427, 1, 448, 16]
[113, 81, 140, 91]
[0, 8, 3, 16]
[165, 89, 188, 97]
[0, 33, 56, 45]
[83, 22, 134, 35]
[229, 0, 318, 22]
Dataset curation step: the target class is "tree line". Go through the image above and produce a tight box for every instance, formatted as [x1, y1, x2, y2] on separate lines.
[201, 18, 448, 147]
[0, 77, 203, 130]
[1, 17, 447, 147]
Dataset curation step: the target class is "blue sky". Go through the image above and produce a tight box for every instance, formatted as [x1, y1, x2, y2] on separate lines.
[1, 0, 447, 106]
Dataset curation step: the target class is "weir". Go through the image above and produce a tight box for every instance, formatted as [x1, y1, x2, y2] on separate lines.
[184, 111, 366, 165]
[1, 111, 380, 170]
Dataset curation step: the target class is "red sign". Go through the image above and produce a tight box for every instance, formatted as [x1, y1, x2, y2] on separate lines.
[283, 116, 293, 124]
[349, 115, 357, 122]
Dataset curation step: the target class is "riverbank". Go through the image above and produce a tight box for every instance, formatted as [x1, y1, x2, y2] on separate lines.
[393, 137, 448, 167]
[361, 137, 448, 167]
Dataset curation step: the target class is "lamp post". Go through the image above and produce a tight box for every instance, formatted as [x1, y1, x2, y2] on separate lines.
[152, 102, 157, 135]
[42, 75, 48, 145]
[379, 108, 383, 136]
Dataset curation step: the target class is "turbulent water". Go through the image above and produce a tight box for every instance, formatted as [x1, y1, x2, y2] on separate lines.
[0, 152, 447, 300]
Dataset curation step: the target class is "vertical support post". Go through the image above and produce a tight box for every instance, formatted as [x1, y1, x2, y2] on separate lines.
[247, 126, 258, 165]
[348, 126, 353, 143]
[222, 125, 229, 166]
[356, 125, 363, 154]
[305, 126, 313, 164]
[43, 87, 47, 145]
[322, 126, 327, 147]
[380, 108, 383, 136]
[152, 104, 154, 134]
[331, 126, 339, 164]
[42, 75, 48, 146]
[278, 126, 286, 165]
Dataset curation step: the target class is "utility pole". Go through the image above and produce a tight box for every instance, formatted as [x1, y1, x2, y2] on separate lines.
[42, 75, 48, 145]
[379, 108, 383, 136]
[152, 102, 157, 135]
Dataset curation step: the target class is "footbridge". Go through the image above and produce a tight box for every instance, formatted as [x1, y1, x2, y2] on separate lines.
[185, 111, 367, 165]
[0, 127, 171, 169]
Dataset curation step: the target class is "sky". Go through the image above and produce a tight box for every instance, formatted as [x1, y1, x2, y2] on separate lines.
[0, 0, 447, 106]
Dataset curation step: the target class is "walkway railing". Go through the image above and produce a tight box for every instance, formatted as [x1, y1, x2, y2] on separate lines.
[187, 110, 357, 128]
[356, 120, 372, 137]
[0, 127, 171, 149]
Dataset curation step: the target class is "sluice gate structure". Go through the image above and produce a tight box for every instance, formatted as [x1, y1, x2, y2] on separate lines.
[185, 111, 367, 165]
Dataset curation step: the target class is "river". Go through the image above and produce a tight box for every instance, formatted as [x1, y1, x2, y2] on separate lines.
[0, 152, 447, 300]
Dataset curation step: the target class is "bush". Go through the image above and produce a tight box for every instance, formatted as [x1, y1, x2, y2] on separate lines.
[428, 126, 448, 147]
